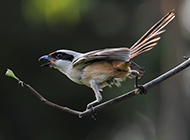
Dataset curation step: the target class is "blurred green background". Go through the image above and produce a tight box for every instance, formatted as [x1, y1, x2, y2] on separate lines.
[1, 0, 190, 140]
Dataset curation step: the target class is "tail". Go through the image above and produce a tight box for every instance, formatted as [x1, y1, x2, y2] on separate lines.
[130, 9, 175, 59]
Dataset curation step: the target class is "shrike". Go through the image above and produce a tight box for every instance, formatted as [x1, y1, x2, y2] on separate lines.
[39, 10, 175, 109]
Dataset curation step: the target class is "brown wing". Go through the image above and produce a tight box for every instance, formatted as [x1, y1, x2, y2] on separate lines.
[72, 48, 131, 66]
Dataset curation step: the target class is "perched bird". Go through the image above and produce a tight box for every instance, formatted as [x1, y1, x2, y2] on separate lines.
[39, 10, 175, 109]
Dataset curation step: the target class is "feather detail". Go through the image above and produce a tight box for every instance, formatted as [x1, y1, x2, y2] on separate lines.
[72, 48, 131, 66]
[130, 9, 175, 59]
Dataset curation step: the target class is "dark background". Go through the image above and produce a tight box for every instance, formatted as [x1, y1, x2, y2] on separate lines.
[1, 0, 190, 140]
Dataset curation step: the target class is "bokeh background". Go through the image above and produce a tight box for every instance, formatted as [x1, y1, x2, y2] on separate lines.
[1, 0, 190, 140]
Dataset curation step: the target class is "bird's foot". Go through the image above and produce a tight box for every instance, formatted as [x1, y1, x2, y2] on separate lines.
[135, 85, 147, 94]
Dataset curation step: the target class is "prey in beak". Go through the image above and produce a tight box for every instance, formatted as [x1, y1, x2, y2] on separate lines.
[38, 55, 55, 67]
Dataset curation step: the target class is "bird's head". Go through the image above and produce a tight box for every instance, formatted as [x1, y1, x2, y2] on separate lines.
[39, 49, 82, 73]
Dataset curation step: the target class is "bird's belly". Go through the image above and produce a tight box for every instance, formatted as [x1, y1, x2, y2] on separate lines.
[81, 61, 129, 88]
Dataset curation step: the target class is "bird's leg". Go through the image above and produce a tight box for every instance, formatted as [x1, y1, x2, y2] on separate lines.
[131, 70, 147, 94]
[87, 80, 102, 110]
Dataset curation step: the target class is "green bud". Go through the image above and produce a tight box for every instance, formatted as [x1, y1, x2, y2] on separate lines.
[5, 69, 19, 81]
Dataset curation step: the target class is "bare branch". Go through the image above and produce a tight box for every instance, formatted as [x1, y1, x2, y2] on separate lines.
[6, 57, 190, 118]
[80, 57, 190, 117]
[22, 83, 82, 115]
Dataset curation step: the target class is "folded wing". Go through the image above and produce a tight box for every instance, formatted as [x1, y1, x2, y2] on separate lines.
[72, 48, 131, 66]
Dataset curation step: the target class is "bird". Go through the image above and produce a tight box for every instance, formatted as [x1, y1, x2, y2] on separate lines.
[39, 10, 175, 109]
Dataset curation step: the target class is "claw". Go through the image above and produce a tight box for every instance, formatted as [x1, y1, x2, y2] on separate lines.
[136, 85, 147, 94]
[86, 105, 97, 120]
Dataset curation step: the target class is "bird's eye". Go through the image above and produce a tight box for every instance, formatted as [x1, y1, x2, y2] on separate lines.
[56, 53, 63, 59]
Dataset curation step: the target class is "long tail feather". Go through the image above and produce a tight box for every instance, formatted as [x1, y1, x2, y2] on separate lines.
[130, 9, 175, 59]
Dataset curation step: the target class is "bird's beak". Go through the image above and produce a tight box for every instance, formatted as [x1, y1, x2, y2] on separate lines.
[38, 55, 55, 67]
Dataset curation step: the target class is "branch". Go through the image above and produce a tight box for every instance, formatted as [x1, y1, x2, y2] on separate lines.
[80, 57, 190, 117]
[5, 57, 190, 118]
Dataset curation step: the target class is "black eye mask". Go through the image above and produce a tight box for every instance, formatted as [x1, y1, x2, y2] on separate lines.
[52, 52, 74, 61]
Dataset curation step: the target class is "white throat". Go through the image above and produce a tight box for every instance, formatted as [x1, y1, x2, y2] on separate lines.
[53, 59, 71, 74]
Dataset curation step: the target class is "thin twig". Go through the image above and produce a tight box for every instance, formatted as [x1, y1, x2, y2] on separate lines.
[22, 83, 82, 115]
[13, 57, 190, 118]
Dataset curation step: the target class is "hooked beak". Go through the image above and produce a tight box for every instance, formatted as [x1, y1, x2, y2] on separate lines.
[38, 55, 55, 67]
